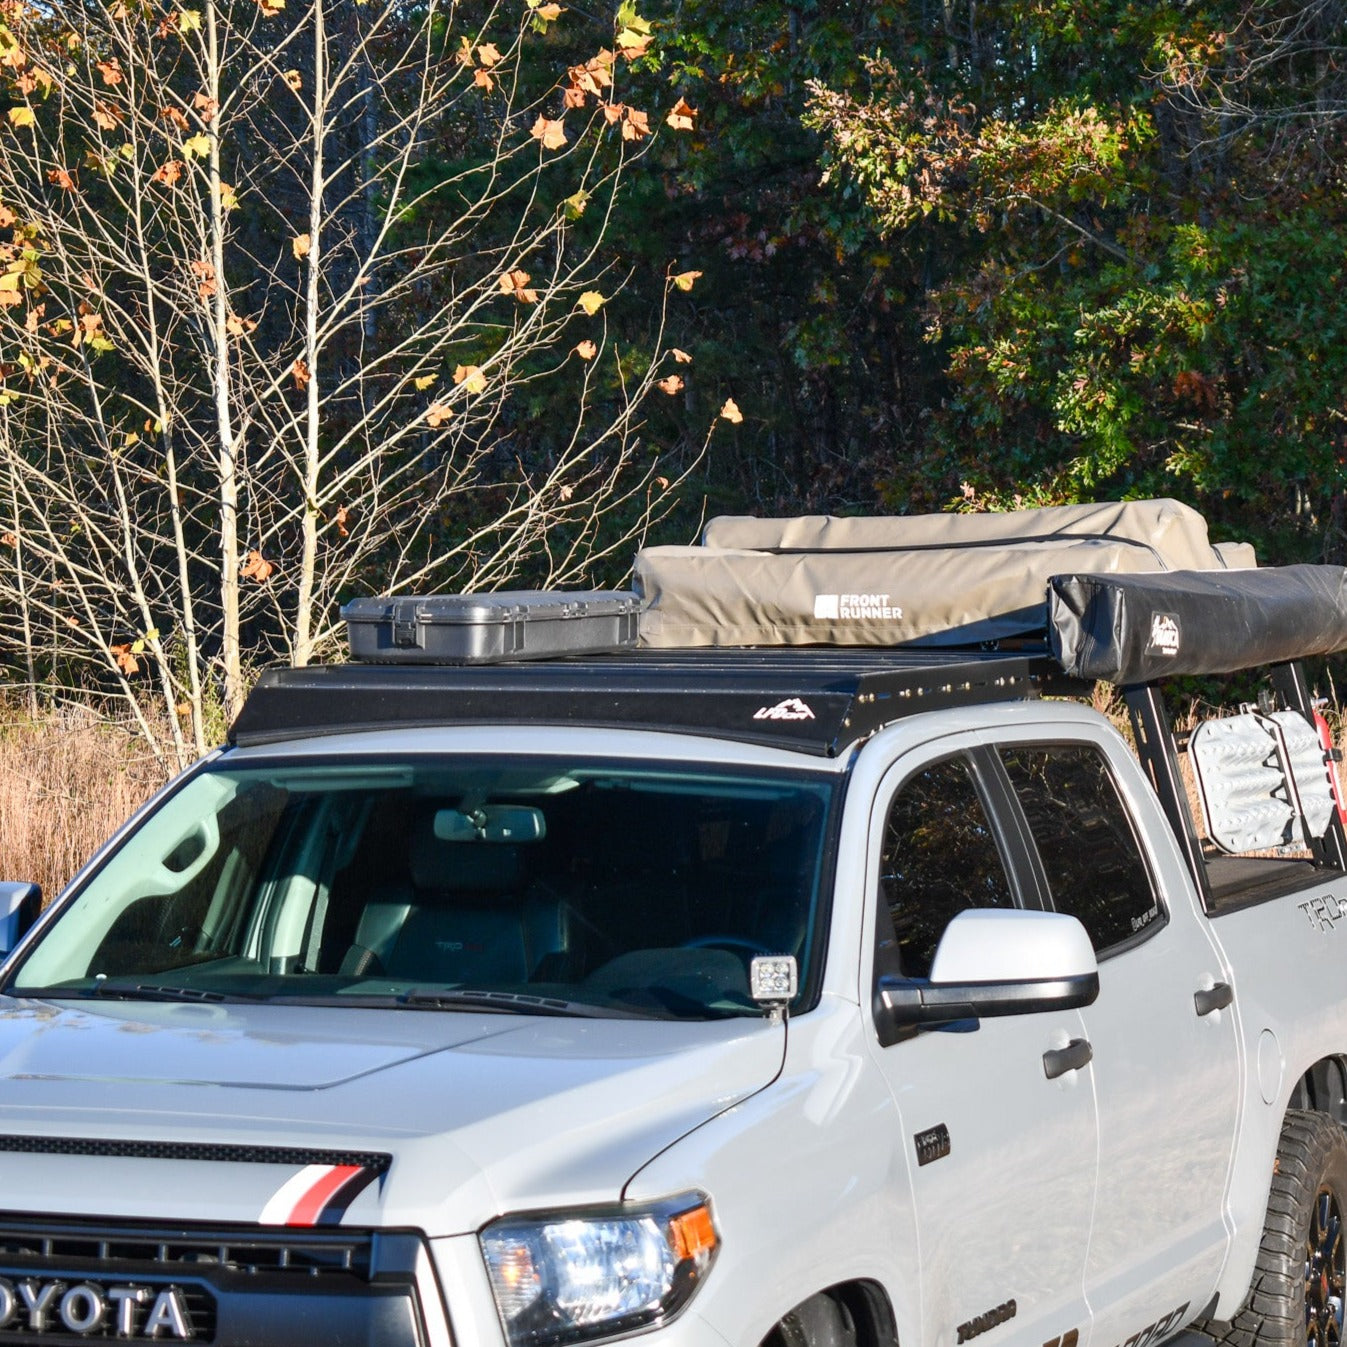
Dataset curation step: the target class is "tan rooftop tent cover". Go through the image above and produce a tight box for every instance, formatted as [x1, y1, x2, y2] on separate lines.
[635, 498, 1257, 649]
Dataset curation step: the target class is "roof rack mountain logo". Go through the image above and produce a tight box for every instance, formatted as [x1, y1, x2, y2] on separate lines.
[754, 698, 816, 722]
[813, 594, 903, 621]
[1147, 612, 1181, 656]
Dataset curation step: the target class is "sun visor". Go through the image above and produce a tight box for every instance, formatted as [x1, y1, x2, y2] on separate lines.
[1048, 566, 1347, 682]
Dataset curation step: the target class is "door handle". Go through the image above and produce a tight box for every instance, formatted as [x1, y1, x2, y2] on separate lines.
[1043, 1038, 1093, 1080]
[1194, 982, 1234, 1016]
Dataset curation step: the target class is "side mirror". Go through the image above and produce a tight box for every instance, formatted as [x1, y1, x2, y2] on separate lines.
[875, 909, 1099, 1039]
[0, 881, 41, 958]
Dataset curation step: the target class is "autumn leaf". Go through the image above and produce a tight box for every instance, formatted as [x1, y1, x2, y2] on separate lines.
[622, 107, 651, 141]
[616, 28, 653, 60]
[6, 106, 34, 129]
[536, 3, 563, 18]
[563, 189, 589, 220]
[190, 258, 216, 300]
[240, 550, 275, 582]
[0, 204, 17, 227]
[575, 339, 597, 360]
[96, 59, 123, 86]
[672, 347, 692, 363]
[499, 268, 538, 303]
[217, 181, 238, 211]
[334, 505, 350, 537]
[161, 106, 189, 130]
[455, 37, 475, 66]
[720, 397, 743, 423]
[151, 159, 184, 186]
[46, 168, 75, 191]
[182, 132, 210, 159]
[292, 232, 311, 260]
[93, 102, 121, 131]
[476, 43, 502, 66]
[563, 85, 586, 108]
[672, 269, 703, 292]
[453, 364, 487, 394]
[602, 102, 624, 125]
[225, 312, 256, 337]
[425, 402, 454, 428]
[657, 374, 684, 395]
[110, 643, 139, 675]
[473, 68, 494, 92]
[577, 290, 606, 316]
[192, 92, 217, 122]
[282, 69, 302, 92]
[655, 475, 670, 489]
[0, 532, 15, 547]
[530, 115, 567, 151]
[666, 97, 697, 131]
[413, 373, 437, 391]
[256, 0, 284, 15]
[570, 54, 613, 97]
[177, 10, 202, 33]
[291, 358, 310, 391]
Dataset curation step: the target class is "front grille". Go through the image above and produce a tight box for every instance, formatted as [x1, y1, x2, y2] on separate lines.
[0, 1219, 373, 1280]
[0, 1218, 403, 1345]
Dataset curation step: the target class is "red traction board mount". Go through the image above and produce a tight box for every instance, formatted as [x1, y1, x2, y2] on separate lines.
[341, 590, 640, 665]
[1314, 709, 1347, 828]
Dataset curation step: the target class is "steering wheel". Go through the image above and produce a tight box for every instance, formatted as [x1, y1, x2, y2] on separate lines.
[680, 934, 775, 956]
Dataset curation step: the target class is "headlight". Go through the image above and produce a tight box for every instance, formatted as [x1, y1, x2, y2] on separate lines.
[479, 1193, 719, 1347]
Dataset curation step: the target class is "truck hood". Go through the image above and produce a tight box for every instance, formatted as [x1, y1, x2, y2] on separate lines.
[0, 996, 784, 1234]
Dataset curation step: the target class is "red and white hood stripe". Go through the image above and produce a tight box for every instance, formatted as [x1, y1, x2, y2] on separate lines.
[259, 1163, 384, 1227]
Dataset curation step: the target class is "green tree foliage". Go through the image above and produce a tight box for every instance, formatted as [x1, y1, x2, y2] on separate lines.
[804, 1, 1347, 560]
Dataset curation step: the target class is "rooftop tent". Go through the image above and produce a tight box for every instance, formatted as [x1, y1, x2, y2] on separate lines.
[636, 498, 1256, 651]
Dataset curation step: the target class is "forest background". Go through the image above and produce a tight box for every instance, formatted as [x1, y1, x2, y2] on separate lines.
[0, 0, 1343, 891]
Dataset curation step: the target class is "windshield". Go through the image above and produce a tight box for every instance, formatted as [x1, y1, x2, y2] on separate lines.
[5, 755, 836, 1021]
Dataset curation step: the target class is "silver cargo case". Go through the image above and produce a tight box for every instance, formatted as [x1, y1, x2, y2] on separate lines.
[341, 590, 639, 664]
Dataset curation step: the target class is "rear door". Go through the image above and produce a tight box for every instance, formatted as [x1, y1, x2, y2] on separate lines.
[994, 738, 1241, 1343]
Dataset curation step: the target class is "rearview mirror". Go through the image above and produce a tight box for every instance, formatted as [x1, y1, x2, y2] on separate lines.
[0, 882, 41, 958]
[875, 909, 1099, 1042]
[434, 805, 546, 843]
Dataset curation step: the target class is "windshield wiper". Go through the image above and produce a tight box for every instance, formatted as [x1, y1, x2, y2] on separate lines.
[76, 982, 265, 1003]
[398, 988, 657, 1019]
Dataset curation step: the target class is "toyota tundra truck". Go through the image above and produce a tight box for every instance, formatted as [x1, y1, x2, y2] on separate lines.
[0, 499, 1346, 1347]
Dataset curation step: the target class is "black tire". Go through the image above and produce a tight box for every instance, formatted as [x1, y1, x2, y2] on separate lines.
[772, 1294, 860, 1347]
[1212, 1109, 1347, 1347]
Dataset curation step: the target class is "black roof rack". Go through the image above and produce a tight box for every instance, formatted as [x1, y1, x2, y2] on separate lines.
[229, 647, 1083, 758]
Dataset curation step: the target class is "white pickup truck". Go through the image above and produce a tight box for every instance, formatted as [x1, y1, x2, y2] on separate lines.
[1, 500, 1346, 1347]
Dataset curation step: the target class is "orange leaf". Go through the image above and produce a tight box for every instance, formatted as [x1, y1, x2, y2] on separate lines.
[0, 532, 16, 547]
[563, 85, 586, 109]
[672, 269, 702, 292]
[425, 402, 454, 427]
[719, 397, 743, 424]
[476, 43, 503, 66]
[569, 54, 614, 96]
[292, 232, 311, 260]
[657, 374, 684, 395]
[282, 69, 302, 92]
[291, 358, 310, 391]
[334, 505, 350, 537]
[93, 101, 120, 130]
[666, 97, 697, 131]
[622, 107, 650, 141]
[240, 549, 275, 582]
[151, 159, 184, 186]
[602, 102, 624, 125]
[192, 91, 218, 123]
[473, 67, 494, 91]
[575, 339, 598, 360]
[0, 205, 15, 228]
[672, 347, 692, 363]
[226, 312, 256, 337]
[96, 58, 123, 86]
[655, 475, 670, 489]
[617, 31, 652, 60]
[110, 643, 139, 675]
[47, 168, 75, 191]
[530, 115, 567, 151]
[161, 105, 189, 130]
[498, 268, 538, 304]
[536, 2, 564, 18]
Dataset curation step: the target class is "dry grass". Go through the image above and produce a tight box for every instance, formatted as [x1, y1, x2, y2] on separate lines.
[0, 704, 175, 901]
